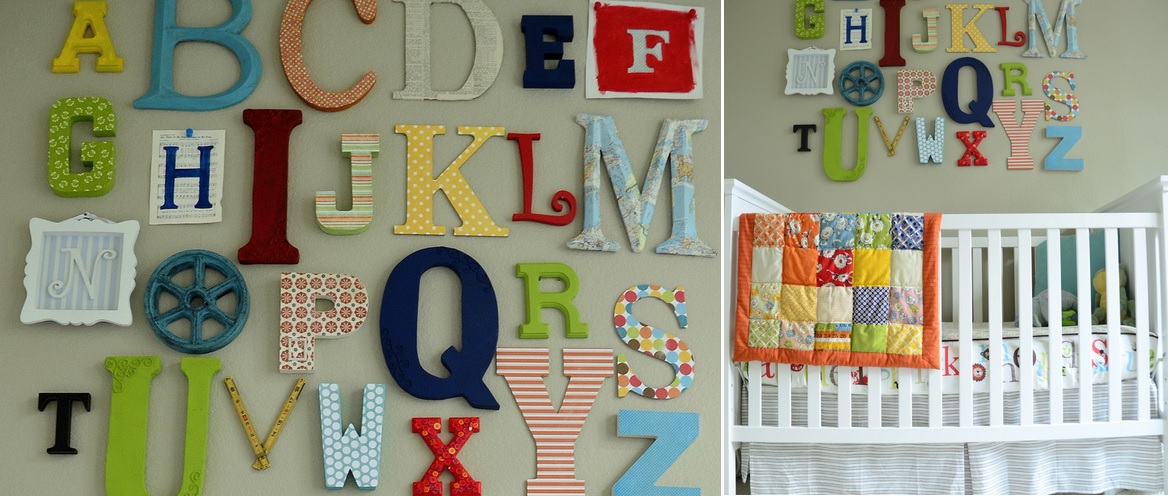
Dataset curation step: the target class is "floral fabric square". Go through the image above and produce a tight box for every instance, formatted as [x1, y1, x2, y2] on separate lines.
[889, 287, 924, 326]
[855, 213, 892, 250]
[817, 249, 853, 287]
[749, 283, 781, 320]
[817, 213, 856, 250]
[784, 213, 819, 249]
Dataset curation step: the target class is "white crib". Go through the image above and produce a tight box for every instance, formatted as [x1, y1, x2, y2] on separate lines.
[723, 176, 1168, 495]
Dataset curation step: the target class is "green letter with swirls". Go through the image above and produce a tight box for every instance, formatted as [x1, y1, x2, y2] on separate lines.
[48, 96, 116, 197]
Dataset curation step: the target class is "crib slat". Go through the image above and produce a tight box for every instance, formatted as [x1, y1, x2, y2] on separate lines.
[1105, 228, 1123, 423]
[748, 360, 762, 427]
[928, 368, 942, 428]
[973, 247, 985, 323]
[988, 229, 1004, 427]
[1075, 229, 1093, 423]
[897, 367, 912, 428]
[1047, 229, 1064, 425]
[867, 368, 881, 428]
[808, 366, 822, 428]
[839, 366, 852, 428]
[958, 230, 974, 428]
[1017, 230, 1035, 426]
[776, 363, 792, 428]
[1132, 228, 1151, 421]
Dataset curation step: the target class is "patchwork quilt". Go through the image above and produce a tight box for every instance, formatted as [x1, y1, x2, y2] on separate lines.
[734, 212, 941, 369]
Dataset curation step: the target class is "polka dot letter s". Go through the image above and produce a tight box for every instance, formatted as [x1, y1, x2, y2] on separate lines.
[614, 285, 694, 399]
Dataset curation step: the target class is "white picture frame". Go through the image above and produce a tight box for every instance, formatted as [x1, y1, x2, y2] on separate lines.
[21, 213, 139, 326]
[785, 47, 836, 96]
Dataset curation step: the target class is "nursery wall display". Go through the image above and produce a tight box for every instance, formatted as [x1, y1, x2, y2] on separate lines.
[5, 1, 721, 495]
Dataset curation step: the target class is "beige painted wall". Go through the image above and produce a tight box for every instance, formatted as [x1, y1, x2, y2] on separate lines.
[726, 0, 1168, 214]
[1, 1, 721, 494]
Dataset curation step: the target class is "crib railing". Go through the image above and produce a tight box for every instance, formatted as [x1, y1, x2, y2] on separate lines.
[732, 212, 1165, 446]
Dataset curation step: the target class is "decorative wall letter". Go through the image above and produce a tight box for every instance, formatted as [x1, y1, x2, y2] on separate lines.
[897, 70, 937, 114]
[21, 213, 138, 326]
[380, 247, 499, 410]
[879, 0, 906, 66]
[999, 62, 1032, 96]
[149, 130, 225, 225]
[994, 6, 1026, 47]
[238, 109, 302, 264]
[509, 133, 577, 226]
[784, 47, 835, 96]
[280, 0, 378, 111]
[946, 4, 995, 53]
[837, 61, 883, 107]
[393, 125, 508, 236]
[133, 0, 261, 111]
[992, 99, 1043, 170]
[839, 8, 872, 50]
[615, 285, 695, 399]
[1023, 0, 1085, 59]
[105, 356, 220, 496]
[52, 1, 123, 73]
[915, 117, 945, 164]
[516, 263, 587, 339]
[392, 0, 502, 100]
[587, 0, 704, 99]
[569, 115, 715, 256]
[279, 272, 369, 372]
[38, 392, 91, 454]
[956, 130, 989, 167]
[941, 57, 995, 127]
[1043, 71, 1079, 121]
[497, 348, 613, 496]
[612, 410, 700, 496]
[796, 0, 825, 39]
[412, 417, 481, 496]
[319, 383, 386, 489]
[912, 8, 940, 53]
[47, 96, 116, 197]
[522, 15, 575, 88]
[1045, 126, 1083, 171]
[316, 134, 379, 235]
[144, 250, 249, 354]
[822, 108, 872, 182]
[794, 124, 817, 152]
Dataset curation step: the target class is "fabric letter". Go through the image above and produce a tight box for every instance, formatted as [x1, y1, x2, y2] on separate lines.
[412, 417, 481, 496]
[52, 1, 124, 73]
[1045, 126, 1083, 171]
[795, 0, 825, 39]
[1043, 71, 1079, 121]
[319, 383, 386, 489]
[279, 272, 369, 373]
[1023, 0, 1085, 59]
[946, 4, 995, 53]
[615, 285, 695, 399]
[568, 115, 715, 256]
[47, 96, 116, 197]
[612, 410, 700, 496]
[992, 99, 1043, 170]
[238, 109, 302, 264]
[316, 134, 378, 235]
[941, 57, 995, 127]
[911, 8, 940, 53]
[105, 356, 220, 496]
[956, 131, 989, 167]
[516, 263, 587, 339]
[896, 70, 936, 114]
[279, 0, 378, 111]
[133, 0, 261, 111]
[509, 133, 577, 226]
[392, 0, 502, 100]
[822, 108, 872, 181]
[496, 348, 612, 496]
[521, 15, 574, 88]
[380, 247, 499, 410]
[393, 125, 508, 236]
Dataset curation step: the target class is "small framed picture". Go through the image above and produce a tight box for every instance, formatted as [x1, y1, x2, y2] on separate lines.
[21, 213, 139, 326]
[785, 47, 836, 96]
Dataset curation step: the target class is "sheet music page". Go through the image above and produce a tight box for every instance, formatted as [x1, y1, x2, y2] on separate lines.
[148, 130, 226, 225]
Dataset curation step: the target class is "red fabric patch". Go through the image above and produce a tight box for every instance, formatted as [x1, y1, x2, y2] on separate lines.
[592, 3, 697, 94]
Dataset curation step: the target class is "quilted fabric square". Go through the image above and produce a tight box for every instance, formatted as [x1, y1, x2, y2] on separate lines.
[853, 286, 890, 325]
[887, 324, 923, 355]
[752, 246, 783, 283]
[890, 249, 923, 288]
[782, 246, 819, 286]
[753, 213, 786, 247]
[853, 249, 892, 287]
[748, 319, 782, 348]
[855, 213, 892, 249]
[852, 323, 888, 353]
[889, 287, 924, 325]
[778, 284, 817, 322]
[817, 249, 854, 287]
[817, 213, 856, 250]
[749, 283, 782, 320]
[784, 213, 819, 249]
[814, 323, 851, 351]
[816, 285, 853, 323]
[892, 214, 925, 250]
[780, 321, 815, 351]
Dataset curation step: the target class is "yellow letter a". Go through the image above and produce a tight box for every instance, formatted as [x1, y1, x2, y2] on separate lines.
[52, 1, 124, 73]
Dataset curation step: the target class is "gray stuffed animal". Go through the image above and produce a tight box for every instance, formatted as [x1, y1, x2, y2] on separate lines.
[1030, 289, 1077, 326]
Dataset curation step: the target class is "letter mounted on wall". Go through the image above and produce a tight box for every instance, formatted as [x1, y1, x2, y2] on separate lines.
[21, 213, 139, 326]
[586, 0, 704, 99]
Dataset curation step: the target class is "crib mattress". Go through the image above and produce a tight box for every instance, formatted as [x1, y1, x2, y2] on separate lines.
[739, 324, 1155, 394]
[738, 381, 1163, 495]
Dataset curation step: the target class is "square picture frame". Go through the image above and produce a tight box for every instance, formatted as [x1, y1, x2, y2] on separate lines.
[785, 47, 836, 96]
